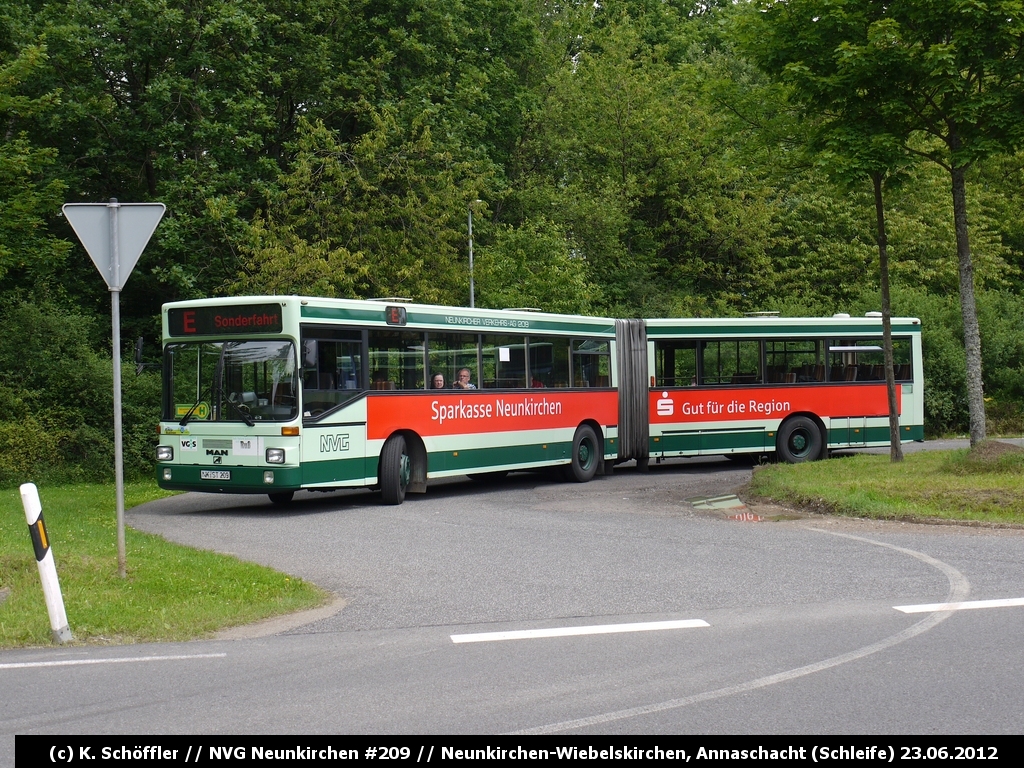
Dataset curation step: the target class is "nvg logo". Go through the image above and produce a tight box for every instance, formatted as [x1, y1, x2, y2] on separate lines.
[320, 433, 350, 452]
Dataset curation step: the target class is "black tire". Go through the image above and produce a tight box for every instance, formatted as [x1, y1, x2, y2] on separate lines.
[566, 425, 599, 483]
[776, 416, 824, 463]
[380, 435, 411, 505]
[467, 470, 508, 483]
[268, 491, 294, 505]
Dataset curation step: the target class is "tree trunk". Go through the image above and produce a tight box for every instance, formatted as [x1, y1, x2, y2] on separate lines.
[950, 161, 986, 446]
[873, 173, 903, 462]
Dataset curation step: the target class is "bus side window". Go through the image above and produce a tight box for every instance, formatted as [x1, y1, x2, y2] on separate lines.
[528, 335, 570, 388]
[368, 329, 425, 390]
[299, 327, 364, 415]
[428, 332, 478, 390]
[482, 334, 526, 388]
[827, 338, 910, 384]
[654, 341, 696, 387]
[765, 339, 823, 385]
[571, 338, 610, 387]
[700, 340, 761, 386]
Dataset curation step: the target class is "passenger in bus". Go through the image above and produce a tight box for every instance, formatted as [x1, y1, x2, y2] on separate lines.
[531, 375, 546, 388]
[453, 368, 476, 389]
[432, 373, 446, 389]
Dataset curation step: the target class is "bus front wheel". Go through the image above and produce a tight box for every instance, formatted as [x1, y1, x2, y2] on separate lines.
[380, 435, 411, 505]
[566, 425, 599, 483]
[268, 491, 294, 505]
[776, 416, 824, 463]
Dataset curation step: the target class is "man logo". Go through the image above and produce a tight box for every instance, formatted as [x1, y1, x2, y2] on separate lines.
[320, 434, 350, 452]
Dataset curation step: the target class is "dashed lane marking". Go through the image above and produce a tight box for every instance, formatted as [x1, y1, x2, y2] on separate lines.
[0, 653, 226, 670]
[451, 619, 709, 644]
[894, 597, 1024, 614]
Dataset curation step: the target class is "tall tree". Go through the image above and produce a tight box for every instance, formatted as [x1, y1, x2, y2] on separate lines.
[0, 41, 71, 295]
[511, 7, 781, 316]
[233, 114, 491, 303]
[747, 0, 1024, 446]
[741, 1, 916, 460]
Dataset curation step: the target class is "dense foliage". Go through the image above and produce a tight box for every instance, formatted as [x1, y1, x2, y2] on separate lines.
[1, 1, 1022, 484]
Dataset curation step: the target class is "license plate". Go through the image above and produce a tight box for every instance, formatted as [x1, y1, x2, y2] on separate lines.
[200, 470, 231, 481]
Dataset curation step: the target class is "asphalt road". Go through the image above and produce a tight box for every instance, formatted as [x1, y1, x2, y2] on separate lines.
[2, 446, 1023, 749]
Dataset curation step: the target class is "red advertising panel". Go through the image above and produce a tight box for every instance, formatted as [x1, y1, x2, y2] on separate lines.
[367, 391, 619, 440]
[649, 385, 899, 424]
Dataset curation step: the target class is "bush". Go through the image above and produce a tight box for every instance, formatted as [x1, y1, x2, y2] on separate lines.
[0, 302, 161, 487]
[888, 287, 1024, 436]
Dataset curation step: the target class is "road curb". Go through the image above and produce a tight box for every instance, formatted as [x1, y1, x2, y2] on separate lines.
[212, 595, 347, 640]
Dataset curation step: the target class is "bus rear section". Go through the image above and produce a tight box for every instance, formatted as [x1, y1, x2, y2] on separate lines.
[643, 315, 925, 463]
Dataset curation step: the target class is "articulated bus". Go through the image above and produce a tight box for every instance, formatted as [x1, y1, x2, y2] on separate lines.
[155, 297, 923, 504]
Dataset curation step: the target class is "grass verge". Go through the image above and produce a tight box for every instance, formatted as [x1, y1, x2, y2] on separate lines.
[746, 441, 1024, 525]
[0, 481, 328, 648]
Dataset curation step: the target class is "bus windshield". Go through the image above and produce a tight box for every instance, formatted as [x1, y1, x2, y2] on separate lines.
[165, 339, 298, 423]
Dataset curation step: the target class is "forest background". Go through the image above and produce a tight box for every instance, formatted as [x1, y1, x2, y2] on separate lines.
[1, 0, 1023, 486]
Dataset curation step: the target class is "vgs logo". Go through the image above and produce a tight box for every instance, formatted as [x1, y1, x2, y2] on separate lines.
[320, 433, 350, 453]
[180, 438, 198, 451]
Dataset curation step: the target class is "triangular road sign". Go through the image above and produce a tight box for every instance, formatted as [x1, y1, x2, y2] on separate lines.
[63, 202, 166, 290]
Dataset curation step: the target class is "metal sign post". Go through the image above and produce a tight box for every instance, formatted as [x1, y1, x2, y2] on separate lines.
[62, 199, 165, 578]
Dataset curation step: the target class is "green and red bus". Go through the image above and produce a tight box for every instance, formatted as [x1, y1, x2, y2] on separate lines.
[155, 297, 923, 503]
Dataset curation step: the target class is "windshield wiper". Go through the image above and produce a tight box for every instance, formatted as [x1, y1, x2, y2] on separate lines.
[179, 385, 212, 427]
[221, 394, 255, 427]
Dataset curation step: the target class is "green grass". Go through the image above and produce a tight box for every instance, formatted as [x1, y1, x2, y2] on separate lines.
[0, 481, 328, 648]
[747, 445, 1024, 524]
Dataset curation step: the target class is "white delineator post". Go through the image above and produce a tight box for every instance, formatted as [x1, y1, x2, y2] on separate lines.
[19, 483, 73, 644]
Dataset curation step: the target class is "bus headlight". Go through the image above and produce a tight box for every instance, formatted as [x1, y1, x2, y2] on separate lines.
[156, 445, 174, 461]
[266, 448, 285, 464]
[263, 471, 275, 484]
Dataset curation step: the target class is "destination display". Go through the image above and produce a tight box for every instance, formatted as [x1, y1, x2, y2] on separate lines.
[167, 304, 283, 336]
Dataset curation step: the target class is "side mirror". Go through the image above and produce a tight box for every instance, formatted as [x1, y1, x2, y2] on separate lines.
[135, 336, 145, 375]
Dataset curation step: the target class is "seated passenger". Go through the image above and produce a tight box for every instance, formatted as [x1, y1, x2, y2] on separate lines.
[453, 367, 476, 389]
[432, 373, 446, 389]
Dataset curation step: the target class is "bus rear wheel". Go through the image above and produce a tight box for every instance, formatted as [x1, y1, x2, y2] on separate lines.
[268, 491, 294, 505]
[776, 416, 824, 463]
[565, 425, 599, 483]
[380, 435, 411, 505]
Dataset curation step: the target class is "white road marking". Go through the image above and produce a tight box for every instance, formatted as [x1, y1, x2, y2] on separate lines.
[0, 653, 226, 670]
[509, 528, 971, 734]
[894, 597, 1024, 614]
[451, 619, 709, 644]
